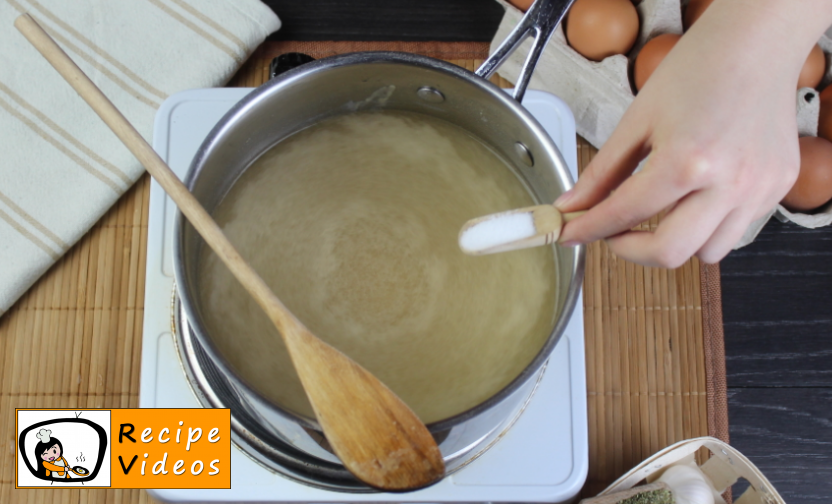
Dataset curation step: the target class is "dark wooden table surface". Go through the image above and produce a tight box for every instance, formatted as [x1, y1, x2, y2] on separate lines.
[264, 1, 832, 502]
[721, 219, 832, 503]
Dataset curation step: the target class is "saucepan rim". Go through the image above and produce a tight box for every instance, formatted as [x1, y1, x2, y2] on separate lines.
[173, 50, 586, 435]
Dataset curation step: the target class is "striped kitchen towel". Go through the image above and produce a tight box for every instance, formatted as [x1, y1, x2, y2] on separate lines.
[0, 0, 280, 314]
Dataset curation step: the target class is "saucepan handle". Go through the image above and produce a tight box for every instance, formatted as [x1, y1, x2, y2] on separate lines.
[476, 0, 576, 103]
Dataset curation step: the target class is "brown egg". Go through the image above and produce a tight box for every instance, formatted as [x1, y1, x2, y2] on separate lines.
[798, 44, 826, 90]
[683, 0, 715, 30]
[565, 0, 640, 62]
[817, 85, 832, 142]
[633, 33, 681, 91]
[781, 136, 832, 212]
[507, 0, 534, 11]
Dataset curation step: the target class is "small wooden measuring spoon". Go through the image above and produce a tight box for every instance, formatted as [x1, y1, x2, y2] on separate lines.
[15, 13, 444, 491]
[459, 204, 585, 255]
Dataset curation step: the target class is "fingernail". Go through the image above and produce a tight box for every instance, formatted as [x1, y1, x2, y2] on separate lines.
[554, 189, 574, 209]
[559, 240, 579, 248]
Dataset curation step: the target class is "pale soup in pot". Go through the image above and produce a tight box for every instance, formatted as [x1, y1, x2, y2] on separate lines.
[197, 110, 557, 424]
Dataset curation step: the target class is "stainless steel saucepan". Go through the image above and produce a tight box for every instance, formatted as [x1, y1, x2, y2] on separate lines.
[173, 0, 583, 491]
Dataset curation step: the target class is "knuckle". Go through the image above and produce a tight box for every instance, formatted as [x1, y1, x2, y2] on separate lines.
[648, 142, 718, 190]
[604, 204, 645, 236]
[651, 242, 690, 269]
[672, 153, 718, 189]
[608, 208, 636, 231]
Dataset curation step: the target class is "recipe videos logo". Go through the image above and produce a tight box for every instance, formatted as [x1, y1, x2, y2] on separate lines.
[16, 410, 110, 487]
[16, 408, 230, 489]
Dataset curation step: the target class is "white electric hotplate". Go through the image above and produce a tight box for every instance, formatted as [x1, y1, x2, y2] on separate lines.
[140, 87, 587, 503]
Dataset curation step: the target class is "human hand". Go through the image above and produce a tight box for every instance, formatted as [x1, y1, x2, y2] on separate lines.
[554, 0, 832, 268]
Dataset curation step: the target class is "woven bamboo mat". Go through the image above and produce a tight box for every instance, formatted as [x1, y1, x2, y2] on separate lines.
[0, 41, 728, 503]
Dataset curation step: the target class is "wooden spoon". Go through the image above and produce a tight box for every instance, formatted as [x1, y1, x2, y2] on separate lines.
[459, 204, 585, 255]
[15, 13, 444, 491]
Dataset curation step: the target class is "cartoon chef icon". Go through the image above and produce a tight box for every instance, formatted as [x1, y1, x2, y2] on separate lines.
[33, 428, 89, 479]
[34, 428, 72, 479]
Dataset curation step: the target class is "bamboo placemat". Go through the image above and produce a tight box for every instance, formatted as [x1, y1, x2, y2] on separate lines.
[0, 41, 728, 503]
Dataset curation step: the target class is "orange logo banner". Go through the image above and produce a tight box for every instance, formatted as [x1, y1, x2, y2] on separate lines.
[18, 409, 230, 489]
[110, 409, 231, 489]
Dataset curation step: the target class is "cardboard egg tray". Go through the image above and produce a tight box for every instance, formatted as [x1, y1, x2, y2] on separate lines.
[491, 0, 832, 246]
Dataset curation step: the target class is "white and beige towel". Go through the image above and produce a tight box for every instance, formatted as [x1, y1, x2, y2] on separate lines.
[0, 0, 280, 314]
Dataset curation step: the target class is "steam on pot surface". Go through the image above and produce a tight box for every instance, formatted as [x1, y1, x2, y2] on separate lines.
[197, 110, 558, 424]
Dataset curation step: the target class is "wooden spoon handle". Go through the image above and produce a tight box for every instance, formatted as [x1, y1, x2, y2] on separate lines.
[16, 13, 444, 490]
[14, 13, 291, 333]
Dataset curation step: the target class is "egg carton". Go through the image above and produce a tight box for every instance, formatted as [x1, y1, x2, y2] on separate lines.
[491, 0, 832, 246]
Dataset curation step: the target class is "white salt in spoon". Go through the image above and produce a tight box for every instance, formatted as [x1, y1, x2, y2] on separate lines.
[459, 205, 585, 255]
